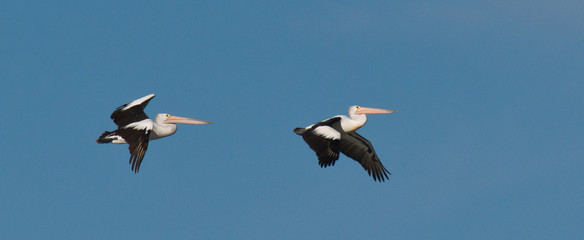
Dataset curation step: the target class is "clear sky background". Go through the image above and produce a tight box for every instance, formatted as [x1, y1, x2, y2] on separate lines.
[1, 1, 583, 239]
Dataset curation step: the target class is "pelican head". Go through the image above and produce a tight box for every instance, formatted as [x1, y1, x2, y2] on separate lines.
[155, 113, 213, 125]
[349, 106, 397, 116]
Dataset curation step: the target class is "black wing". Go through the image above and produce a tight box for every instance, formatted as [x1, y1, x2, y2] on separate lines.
[339, 131, 390, 182]
[110, 95, 155, 127]
[301, 131, 340, 167]
[116, 128, 151, 173]
[295, 117, 342, 167]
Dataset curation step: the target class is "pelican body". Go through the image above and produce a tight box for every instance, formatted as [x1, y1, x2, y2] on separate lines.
[96, 94, 212, 173]
[294, 106, 396, 182]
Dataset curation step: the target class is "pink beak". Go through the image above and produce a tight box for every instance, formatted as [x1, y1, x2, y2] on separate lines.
[164, 115, 213, 125]
[355, 107, 397, 115]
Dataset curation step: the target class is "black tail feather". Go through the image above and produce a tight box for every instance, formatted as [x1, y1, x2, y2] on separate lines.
[293, 128, 306, 135]
[96, 131, 114, 143]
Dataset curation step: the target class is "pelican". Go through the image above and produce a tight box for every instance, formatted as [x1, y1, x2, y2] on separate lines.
[293, 106, 397, 182]
[96, 94, 212, 173]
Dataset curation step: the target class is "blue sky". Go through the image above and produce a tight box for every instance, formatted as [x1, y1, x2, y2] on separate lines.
[1, 1, 583, 239]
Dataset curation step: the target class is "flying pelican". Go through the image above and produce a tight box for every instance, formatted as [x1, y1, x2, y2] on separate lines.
[96, 94, 212, 173]
[293, 106, 397, 182]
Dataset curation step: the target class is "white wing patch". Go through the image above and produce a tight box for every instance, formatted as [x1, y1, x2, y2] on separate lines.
[124, 119, 154, 131]
[111, 137, 127, 144]
[122, 94, 155, 110]
[312, 126, 341, 140]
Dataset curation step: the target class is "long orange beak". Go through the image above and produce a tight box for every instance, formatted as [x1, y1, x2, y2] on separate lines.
[356, 107, 397, 115]
[164, 115, 213, 125]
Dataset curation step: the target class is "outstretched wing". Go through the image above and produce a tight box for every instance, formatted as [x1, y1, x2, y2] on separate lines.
[296, 117, 342, 167]
[110, 94, 155, 128]
[339, 131, 390, 182]
[116, 127, 151, 173]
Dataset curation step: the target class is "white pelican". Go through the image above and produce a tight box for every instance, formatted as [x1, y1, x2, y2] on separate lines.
[293, 106, 397, 182]
[96, 94, 212, 173]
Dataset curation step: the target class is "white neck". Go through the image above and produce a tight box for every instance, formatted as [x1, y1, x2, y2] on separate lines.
[150, 122, 178, 140]
[340, 113, 367, 132]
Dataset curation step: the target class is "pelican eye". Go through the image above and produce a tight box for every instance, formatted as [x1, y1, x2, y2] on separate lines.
[166, 114, 170, 117]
